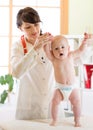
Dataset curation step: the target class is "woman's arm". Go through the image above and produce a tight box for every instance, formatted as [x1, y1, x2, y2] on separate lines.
[10, 41, 37, 78]
[11, 33, 53, 78]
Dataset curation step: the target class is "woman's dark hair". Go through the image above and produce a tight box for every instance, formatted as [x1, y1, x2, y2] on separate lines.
[16, 7, 41, 28]
[16, 7, 42, 35]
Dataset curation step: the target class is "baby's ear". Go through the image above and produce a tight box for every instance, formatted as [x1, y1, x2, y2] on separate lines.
[90, 34, 93, 38]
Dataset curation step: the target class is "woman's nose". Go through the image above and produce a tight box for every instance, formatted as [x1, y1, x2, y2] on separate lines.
[31, 25, 37, 32]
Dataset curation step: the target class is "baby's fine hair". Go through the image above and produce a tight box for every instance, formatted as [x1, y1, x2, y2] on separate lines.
[52, 35, 69, 46]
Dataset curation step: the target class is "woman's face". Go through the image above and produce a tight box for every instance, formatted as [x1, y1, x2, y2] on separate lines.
[20, 22, 41, 43]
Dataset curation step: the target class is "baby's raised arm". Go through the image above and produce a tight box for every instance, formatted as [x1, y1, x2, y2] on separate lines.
[71, 33, 93, 59]
[44, 42, 55, 61]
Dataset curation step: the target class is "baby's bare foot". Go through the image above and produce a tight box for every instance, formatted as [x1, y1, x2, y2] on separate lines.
[75, 122, 81, 127]
[74, 117, 81, 127]
[50, 120, 57, 126]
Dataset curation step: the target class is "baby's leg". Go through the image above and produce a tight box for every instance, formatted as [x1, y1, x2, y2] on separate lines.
[50, 89, 63, 126]
[69, 89, 81, 127]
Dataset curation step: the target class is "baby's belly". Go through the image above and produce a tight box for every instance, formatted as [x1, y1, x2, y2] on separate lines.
[56, 77, 76, 86]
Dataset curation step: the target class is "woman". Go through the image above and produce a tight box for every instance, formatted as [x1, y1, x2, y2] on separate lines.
[10, 7, 55, 120]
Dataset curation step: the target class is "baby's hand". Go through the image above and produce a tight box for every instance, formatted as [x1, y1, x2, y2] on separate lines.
[83, 33, 93, 46]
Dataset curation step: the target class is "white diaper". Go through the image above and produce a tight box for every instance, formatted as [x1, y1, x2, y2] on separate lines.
[55, 82, 74, 101]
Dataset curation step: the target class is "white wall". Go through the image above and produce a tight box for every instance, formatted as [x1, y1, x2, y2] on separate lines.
[69, 0, 93, 34]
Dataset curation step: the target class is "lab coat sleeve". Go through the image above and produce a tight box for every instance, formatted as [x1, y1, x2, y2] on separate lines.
[10, 41, 37, 78]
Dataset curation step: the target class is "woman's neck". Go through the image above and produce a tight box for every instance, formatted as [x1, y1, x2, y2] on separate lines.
[25, 37, 35, 45]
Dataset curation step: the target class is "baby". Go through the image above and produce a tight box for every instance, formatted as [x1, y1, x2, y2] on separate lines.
[44, 34, 92, 127]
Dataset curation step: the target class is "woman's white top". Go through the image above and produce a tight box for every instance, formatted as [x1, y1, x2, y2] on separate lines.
[10, 38, 55, 120]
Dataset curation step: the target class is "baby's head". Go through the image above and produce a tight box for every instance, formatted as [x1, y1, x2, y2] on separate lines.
[51, 35, 70, 59]
[52, 35, 69, 47]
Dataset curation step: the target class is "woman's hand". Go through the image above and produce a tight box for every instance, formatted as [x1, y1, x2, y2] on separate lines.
[34, 32, 53, 50]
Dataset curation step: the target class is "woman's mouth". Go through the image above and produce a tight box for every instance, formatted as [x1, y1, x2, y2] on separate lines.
[31, 33, 38, 37]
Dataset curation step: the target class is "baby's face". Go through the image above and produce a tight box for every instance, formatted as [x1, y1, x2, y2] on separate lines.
[52, 37, 69, 60]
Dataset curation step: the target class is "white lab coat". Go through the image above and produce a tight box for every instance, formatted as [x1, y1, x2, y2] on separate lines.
[10, 38, 55, 120]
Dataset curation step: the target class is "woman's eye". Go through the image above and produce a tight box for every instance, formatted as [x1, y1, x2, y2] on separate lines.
[35, 23, 40, 27]
[25, 26, 31, 29]
[61, 46, 64, 48]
